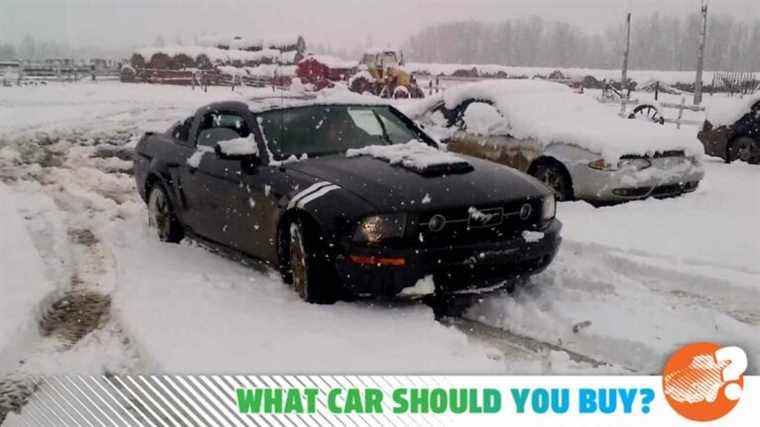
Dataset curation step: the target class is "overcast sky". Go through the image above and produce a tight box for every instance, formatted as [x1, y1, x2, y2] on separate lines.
[1, 0, 756, 53]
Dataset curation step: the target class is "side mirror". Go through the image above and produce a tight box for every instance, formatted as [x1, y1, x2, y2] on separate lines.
[214, 142, 259, 161]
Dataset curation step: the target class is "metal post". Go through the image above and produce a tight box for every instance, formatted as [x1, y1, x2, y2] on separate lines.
[621, 12, 631, 94]
[694, 0, 708, 105]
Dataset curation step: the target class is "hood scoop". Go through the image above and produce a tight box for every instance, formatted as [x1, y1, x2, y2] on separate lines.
[346, 140, 473, 177]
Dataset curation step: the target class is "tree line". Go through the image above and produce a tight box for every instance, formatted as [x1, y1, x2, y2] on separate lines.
[403, 12, 760, 72]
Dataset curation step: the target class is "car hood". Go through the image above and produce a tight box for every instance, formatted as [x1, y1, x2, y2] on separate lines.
[284, 154, 549, 212]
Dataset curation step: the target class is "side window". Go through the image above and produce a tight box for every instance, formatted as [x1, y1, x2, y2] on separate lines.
[171, 116, 193, 143]
[196, 111, 250, 147]
[460, 102, 507, 136]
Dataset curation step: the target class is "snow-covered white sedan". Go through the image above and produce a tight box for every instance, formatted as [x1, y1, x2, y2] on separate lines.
[406, 80, 705, 203]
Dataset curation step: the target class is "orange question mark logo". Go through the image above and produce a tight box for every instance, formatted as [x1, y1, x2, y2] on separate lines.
[662, 343, 747, 421]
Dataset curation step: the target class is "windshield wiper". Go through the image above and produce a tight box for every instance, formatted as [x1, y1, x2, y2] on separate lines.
[372, 111, 392, 144]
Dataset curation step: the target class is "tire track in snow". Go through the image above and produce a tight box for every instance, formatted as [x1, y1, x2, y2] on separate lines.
[0, 131, 142, 423]
[466, 237, 760, 374]
[560, 239, 760, 326]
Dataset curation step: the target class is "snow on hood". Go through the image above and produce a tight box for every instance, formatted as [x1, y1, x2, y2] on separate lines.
[346, 140, 471, 174]
[406, 80, 705, 163]
[705, 94, 760, 127]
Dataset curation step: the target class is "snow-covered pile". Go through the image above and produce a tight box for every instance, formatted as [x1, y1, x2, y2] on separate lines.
[705, 94, 760, 127]
[638, 79, 683, 95]
[407, 79, 705, 163]
[299, 54, 357, 69]
[346, 140, 468, 172]
[199, 34, 303, 51]
[217, 64, 297, 78]
[135, 46, 286, 65]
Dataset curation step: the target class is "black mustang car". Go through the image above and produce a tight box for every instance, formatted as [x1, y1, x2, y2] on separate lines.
[134, 98, 562, 311]
[698, 98, 760, 164]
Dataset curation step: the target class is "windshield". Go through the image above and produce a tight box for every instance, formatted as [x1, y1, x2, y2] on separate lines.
[258, 105, 426, 161]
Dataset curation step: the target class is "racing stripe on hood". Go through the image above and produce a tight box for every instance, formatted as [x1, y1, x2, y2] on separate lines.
[287, 181, 333, 209]
[297, 185, 340, 208]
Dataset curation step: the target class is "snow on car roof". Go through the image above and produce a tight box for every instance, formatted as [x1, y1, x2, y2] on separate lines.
[407, 79, 704, 163]
[246, 88, 388, 113]
[705, 94, 760, 127]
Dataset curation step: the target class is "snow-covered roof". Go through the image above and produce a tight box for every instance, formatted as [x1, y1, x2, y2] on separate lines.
[134, 46, 285, 64]
[406, 79, 704, 163]
[299, 54, 357, 69]
[706, 94, 760, 127]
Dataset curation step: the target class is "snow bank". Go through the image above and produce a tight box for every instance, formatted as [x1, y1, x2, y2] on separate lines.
[0, 183, 54, 352]
[410, 80, 704, 163]
[347, 140, 468, 172]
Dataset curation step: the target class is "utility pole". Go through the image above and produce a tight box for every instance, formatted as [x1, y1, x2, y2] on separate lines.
[621, 12, 631, 94]
[694, 0, 708, 105]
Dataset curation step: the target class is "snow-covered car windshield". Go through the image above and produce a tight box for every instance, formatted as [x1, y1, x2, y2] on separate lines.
[258, 105, 423, 160]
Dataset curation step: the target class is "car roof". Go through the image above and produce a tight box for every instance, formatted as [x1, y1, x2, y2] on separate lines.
[247, 94, 388, 113]
[196, 96, 390, 117]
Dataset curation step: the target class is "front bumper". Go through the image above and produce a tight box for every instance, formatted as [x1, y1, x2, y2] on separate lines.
[571, 157, 705, 202]
[334, 219, 562, 296]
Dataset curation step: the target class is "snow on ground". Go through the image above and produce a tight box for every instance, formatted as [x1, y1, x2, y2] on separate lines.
[470, 158, 760, 373]
[407, 63, 724, 86]
[0, 183, 53, 354]
[110, 216, 505, 373]
[0, 81, 758, 385]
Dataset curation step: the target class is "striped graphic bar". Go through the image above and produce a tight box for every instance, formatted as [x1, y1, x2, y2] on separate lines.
[1, 376, 758, 426]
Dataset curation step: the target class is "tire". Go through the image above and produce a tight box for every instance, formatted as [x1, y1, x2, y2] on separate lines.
[286, 219, 338, 304]
[428, 292, 474, 319]
[629, 104, 664, 124]
[531, 162, 574, 201]
[147, 184, 184, 243]
[727, 136, 760, 164]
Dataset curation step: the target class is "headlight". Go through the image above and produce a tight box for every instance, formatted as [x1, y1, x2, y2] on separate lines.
[588, 158, 651, 171]
[542, 195, 556, 221]
[353, 213, 407, 243]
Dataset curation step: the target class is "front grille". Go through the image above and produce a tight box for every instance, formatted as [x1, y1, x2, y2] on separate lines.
[620, 150, 685, 160]
[613, 181, 699, 198]
[413, 199, 542, 247]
